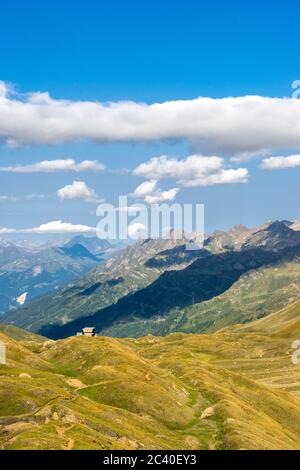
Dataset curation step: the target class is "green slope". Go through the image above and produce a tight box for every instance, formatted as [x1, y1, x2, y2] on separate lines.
[0, 324, 46, 342]
[175, 260, 300, 333]
[228, 298, 300, 337]
[1, 309, 300, 450]
[100, 260, 300, 337]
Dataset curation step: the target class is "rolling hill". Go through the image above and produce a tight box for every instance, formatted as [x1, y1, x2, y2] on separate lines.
[1, 299, 300, 450]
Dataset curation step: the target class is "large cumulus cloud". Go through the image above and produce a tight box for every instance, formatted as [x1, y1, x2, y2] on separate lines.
[1, 81, 300, 155]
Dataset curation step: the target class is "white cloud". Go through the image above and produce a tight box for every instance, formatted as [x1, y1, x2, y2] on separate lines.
[0, 195, 19, 201]
[25, 220, 95, 234]
[2, 81, 300, 154]
[133, 155, 248, 187]
[0, 159, 105, 173]
[131, 180, 158, 198]
[0, 220, 95, 234]
[144, 188, 179, 204]
[0, 193, 46, 202]
[75, 161, 105, 171]
[57, 181, 102, 203]
[24, 193, 46, 200]
[0, 227, 17, 234]
[131, 178, 179, 204]
[261, 154, 300, 170]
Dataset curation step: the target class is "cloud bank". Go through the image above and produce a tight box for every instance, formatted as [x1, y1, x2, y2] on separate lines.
[0, 220, 95, 234]
[0, 159, 105, 173]
[0, 195, 19, 202]
[133, 155, 249, 187]
[0, 193, 46, 202]
[261, 154, 300, 170]
[2, 81, 300, 154]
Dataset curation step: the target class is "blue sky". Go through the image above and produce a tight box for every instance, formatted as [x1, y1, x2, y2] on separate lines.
[0, 0, 300, 237]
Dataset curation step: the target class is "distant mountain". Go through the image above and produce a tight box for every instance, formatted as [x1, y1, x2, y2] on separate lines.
[241, 220, 300, 251]
[0, 238, 25, 265]
[204, 220, 300, 252]
[63, 235, 112, 255]
[105, 230, 201, 271]
[59, 243, 100, 261]
[0, 240, 103, 315]
[203, 224, 253, 251]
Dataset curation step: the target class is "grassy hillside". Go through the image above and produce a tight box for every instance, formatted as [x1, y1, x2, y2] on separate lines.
[228, 298, 300, 337]
[175, 259, 300, 333]
[0, 324, 46, 342]
[100, 260, 300, 337]
[1, 303, 300, 450]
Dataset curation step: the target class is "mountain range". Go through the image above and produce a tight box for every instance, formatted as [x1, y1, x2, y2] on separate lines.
[63, 235, 113, 256]
[3, 219, 300, 339]
[0, 236, 114, 316]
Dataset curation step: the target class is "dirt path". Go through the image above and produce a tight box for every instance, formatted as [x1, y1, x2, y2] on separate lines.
[55, 425, 75, 450]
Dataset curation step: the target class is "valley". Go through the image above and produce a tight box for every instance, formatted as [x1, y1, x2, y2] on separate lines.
[4, 219, 300, 340]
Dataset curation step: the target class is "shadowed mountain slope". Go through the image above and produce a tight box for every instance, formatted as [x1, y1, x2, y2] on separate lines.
[4, 220, 300, 340]
[3, 236, 205, 334]
[39, 246, 300, 339]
